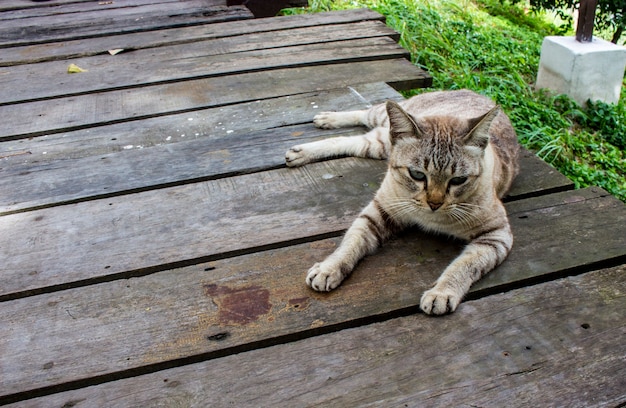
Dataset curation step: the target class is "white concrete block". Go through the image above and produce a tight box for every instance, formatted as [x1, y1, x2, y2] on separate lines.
[536, 36, 626, 105]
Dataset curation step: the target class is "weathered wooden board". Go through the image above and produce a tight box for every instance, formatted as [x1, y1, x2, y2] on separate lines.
[1, 37, 409, 104]
[0, 158, 383, 299]
[8, 266, 622, 408]
[0, 0, 206, 17]
[506, 148, 573, 199]
[0, 83, 400, 163]
[0, 187, 624, 401]
[0, 84, 403, 214]
[1, 14, 394, 67]
[0, 4, 252, 47]
[0, 59, 431, 140]
[0, 0, 186, 12]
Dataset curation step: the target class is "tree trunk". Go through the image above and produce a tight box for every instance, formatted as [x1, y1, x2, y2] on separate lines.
[611, 24, 623, 44]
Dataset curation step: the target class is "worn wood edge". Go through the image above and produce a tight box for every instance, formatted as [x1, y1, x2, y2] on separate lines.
[0, 82, 401, 164]
[0, 0, 218, 16]
[0, 12, 395, 66]
[0, 8, 380, 48]
[0, 58, 428, 140]
[0, 0, 211, 12]
[0, 5, 254, 48]
[505, 148, 574, 200]
[2, 262, 624, 406]
[1, 37, 409, 105]
[0, 187, 624, 399]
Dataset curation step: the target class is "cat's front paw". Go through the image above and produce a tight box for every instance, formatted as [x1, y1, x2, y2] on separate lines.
[285, 145, 312, 167]
[420, 286, 462, 315]
[313, 112, 341, 129]
[306, 262, 345, 292]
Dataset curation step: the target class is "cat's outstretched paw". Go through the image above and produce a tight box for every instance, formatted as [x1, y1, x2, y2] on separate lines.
[313, 112, 341, 129]
[420, 287, 462, 315]
[306, 262, 345, 292]
[285, 145, 312, 167]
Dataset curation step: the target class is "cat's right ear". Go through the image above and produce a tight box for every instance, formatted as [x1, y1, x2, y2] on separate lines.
[386, 101, 420, 145]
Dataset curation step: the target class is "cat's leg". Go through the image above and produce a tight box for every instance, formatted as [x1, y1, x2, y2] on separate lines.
[420, 222, 513, 315]
[312, 110, 369, 129]
[285, 127, 391, 167]
[306, 198, 398, 291]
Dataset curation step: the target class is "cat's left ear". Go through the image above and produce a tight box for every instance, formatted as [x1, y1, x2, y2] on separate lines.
[463, 106, 500, 151]
[386, 100, 420, 145]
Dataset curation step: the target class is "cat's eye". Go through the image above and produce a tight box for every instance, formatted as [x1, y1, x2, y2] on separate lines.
[408, 168, 426, 182]
[449, 176, 468, 186]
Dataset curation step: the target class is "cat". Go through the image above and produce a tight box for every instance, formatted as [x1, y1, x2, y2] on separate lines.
[285, 89, 520, 315]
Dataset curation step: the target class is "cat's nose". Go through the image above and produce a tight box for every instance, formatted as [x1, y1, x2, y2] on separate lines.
[428, 201, 443, 211]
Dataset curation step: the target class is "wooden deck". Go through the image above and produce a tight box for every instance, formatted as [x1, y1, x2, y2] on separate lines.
[1, 1, 625, 406]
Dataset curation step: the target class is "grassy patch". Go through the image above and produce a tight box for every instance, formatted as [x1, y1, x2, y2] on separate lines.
[283, 0, 626, 202]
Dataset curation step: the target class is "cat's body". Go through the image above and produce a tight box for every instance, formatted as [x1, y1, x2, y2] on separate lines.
[286, 90, 519, 315]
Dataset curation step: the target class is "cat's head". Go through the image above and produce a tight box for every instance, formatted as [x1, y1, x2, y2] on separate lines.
[385, 100, 499, 213]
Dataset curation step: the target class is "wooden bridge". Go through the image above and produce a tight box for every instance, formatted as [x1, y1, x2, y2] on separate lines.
[1, 1, 624, 406]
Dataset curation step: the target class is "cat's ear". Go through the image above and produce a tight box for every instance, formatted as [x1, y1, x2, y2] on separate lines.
[463, 106, 500, 151]
[386, 100, 420, 145]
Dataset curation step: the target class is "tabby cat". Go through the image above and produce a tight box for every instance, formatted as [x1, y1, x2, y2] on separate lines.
[285, 90, 519, 315]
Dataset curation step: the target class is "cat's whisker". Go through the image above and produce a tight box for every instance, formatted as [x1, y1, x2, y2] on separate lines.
[443, 203, 481, 230]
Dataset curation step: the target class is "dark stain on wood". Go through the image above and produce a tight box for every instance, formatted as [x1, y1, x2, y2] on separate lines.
[288, 297, 310, 311]
[203, 284, 271, 325]
[206, 332, 231, 342]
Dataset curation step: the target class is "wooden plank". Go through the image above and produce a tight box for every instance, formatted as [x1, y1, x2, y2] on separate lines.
[0, 84, 404, 214]
[0, 36, 410, 104]
[0, 0, 174, 12]
[0, 83, 400, 163]
[1, 20, 397, 67]
[0, 0, 212, 18]
[0, 4, 252, 47]
[0, 58, 431, 140]
[506, 148, 573, 199]
[0, 158, 385, 299]
[0, 186, 624, 401]
[7, 266, 622, 407]
[0, 9, 389, 66]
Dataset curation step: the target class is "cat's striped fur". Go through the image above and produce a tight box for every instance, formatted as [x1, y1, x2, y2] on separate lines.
[285, 90, 520, 315]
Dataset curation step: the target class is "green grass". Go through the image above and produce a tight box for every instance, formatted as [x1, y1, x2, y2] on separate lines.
[283, 0, 626, 202]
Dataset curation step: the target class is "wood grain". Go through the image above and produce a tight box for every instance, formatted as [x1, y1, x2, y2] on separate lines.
[0, 188, 624, 400]
[0, 58, 430, 140]
[0, 37, 409, 104]
[0, 0, 193, 12]
[0, 0, 211, 17]
[1, 17, 395, 67]
[0, 83, 402, 163]
[0, 84, 403, 214]
[0, 3, 251, 47]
